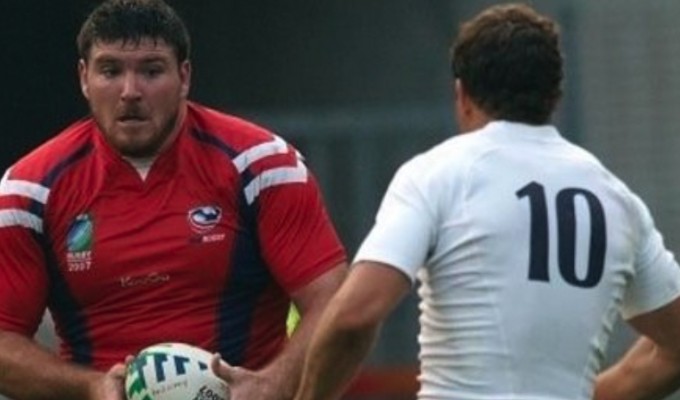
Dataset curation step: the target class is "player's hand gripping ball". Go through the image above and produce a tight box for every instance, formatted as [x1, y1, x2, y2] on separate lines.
[125, 342, 230, 400]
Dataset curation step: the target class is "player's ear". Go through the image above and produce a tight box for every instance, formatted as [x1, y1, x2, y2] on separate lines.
[454, 79, 472, 123]
[454, 79, 486, 133]
[455, 79, 471, 115]
[78, 59, 90, 100]
[179, 60, 191, 99]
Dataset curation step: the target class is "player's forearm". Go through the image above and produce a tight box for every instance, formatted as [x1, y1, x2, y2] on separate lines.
[595, 337, 680, 400]
[260, 264, 348, 399]
[260, 329, 307, 397]
[259, 304, 329, 399]
[0, 330, 102, 400]
[294, 313, 380, 400]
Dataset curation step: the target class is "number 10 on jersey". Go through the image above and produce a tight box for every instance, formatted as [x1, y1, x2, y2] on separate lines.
[516, 182, 607, 288]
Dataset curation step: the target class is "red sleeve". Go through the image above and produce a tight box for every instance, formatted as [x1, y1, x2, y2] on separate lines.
[0, 212, 49, 336]
[256, 170, 346, 293]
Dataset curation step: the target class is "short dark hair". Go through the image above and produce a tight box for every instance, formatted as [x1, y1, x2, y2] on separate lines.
[451, 3, 563, 125]
[77, 0, 191, 63]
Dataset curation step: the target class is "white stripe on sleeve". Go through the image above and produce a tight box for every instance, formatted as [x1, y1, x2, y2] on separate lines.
[243, 158, 308, 204]
[0, 169, 50, 204]
[233, 135, 289, 173]
[0, 209, 44, 233]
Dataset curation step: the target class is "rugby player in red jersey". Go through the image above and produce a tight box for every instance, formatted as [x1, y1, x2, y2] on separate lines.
[0, 1, 347, 399]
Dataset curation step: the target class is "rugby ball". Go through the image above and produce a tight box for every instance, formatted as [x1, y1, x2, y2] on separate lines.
[125, 342, 230, 400]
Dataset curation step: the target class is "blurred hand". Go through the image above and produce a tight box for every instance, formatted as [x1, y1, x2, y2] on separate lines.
[211, 354, 280, 400]
[89, 361, 127, 400]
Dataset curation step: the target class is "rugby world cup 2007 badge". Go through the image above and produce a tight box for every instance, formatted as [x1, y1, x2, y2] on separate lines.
[66, 213, 94, 272]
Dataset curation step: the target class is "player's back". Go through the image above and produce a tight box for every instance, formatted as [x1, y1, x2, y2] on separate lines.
[411, 121, 670, 399]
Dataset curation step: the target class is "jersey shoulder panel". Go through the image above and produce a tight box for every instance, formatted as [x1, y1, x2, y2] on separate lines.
[393, 132, 492, 208]
[7, 118, 95, 184]
[0, 118, 96, 235]
[402, 126, 507, 184]
[187, 103, 285, 153]
[186, 103, 304, 204]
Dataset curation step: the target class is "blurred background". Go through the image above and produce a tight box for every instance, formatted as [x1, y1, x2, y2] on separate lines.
[3, 0, 680, 399]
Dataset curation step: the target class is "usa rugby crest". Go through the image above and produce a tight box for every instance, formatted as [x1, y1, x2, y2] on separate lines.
[187, 206, 222, 233]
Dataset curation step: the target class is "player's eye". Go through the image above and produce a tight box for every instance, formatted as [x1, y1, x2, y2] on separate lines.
[142, 66, 164, 78]
[98, 65, 120, 78]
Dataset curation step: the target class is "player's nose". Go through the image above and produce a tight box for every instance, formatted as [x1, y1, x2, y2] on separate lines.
[120, 72, 142, 101]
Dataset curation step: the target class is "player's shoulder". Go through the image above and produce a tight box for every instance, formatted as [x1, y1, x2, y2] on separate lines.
[397, 129, 486, 182]
[187, 102, 285, 153]
[6, 117, 95, 183]
[408, 121, 517, 169]
[185, 103, 305, 202]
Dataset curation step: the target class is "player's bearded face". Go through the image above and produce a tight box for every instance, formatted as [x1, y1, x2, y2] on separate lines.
[79, 38, 191, 158]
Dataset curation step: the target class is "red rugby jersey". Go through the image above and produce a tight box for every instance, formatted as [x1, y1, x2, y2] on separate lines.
[0, 102, 346, 370]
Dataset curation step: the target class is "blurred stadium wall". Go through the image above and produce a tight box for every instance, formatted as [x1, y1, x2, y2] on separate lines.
[4, 1, 680, 399]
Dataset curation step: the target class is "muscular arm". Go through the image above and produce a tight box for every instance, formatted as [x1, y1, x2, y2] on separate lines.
[0, 329, 120, 400]
[594, 297, 680, 400]
[214, 262, 349, 399]
[294, 261, 411, 400]
[260, 262, 348, 399]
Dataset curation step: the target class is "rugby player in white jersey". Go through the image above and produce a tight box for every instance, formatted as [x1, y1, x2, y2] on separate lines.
[294, 3, 680, 400]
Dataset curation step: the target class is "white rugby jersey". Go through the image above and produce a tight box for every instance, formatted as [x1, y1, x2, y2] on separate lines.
[355, 120, 680, 400]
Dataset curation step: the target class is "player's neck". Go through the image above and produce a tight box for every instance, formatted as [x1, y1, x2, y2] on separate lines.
[458, 109, 491, 134]
[454, 82, 492, 134]
[123, 155, 156, 180]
